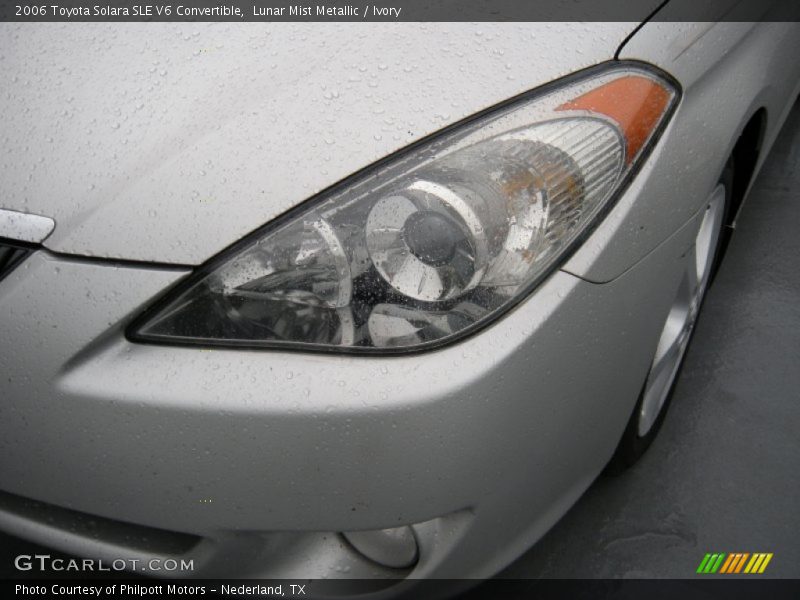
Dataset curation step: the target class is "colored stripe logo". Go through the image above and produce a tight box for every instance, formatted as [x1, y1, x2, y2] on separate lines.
[697, 553, 773, 574]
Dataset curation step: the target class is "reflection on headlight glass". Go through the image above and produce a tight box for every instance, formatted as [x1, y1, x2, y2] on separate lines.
[134, 66, 676, 351]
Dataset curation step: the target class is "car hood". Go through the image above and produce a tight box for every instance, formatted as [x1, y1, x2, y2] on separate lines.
[1, 22, 651, 265]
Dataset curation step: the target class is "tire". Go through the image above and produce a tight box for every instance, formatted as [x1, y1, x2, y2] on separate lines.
[606, 161, 734, 473]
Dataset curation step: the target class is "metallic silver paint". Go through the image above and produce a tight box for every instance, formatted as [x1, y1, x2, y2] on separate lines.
[0, 22, 638, 265]
[0, 208, 55, 243]
[563, 21, 800, 282]
[0, 210, 703, 579]
[0, 20, 799, 586]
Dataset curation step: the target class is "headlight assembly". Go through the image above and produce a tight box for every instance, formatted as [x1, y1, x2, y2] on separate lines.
[130, 63, 678, 353]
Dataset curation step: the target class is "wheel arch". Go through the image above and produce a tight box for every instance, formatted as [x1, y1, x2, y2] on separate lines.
[728, 107, 767, 227]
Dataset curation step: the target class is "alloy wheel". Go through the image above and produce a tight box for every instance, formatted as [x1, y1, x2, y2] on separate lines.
[637, 184, 727, 437]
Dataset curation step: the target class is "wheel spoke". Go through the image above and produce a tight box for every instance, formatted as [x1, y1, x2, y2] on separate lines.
[636, 183, 726, 438]
[650, 329, 684, 387]
[687, 243, 700, 298]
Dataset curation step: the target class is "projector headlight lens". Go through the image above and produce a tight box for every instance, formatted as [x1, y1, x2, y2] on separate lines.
[131, 64, 677, 352]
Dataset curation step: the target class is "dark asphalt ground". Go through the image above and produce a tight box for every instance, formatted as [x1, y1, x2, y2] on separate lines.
[1, 102, 798, 583]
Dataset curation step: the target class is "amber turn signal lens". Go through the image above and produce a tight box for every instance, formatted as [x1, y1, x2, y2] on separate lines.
[558, 75, 673, 164]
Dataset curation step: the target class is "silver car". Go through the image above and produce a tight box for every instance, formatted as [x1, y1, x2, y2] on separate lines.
[1, 16, 799, 590]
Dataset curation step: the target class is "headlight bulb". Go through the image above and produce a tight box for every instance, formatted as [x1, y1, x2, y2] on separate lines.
[365, 179, 495, 302]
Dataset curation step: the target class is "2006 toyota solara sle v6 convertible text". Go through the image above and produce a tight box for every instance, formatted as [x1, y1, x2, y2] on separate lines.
[1, 11, 799, 593]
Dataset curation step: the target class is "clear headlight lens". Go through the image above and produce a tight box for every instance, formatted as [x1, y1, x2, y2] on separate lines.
[131, 64, 677, 353]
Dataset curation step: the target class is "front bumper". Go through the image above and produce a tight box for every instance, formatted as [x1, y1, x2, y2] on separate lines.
[0, 205, 702, 582]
